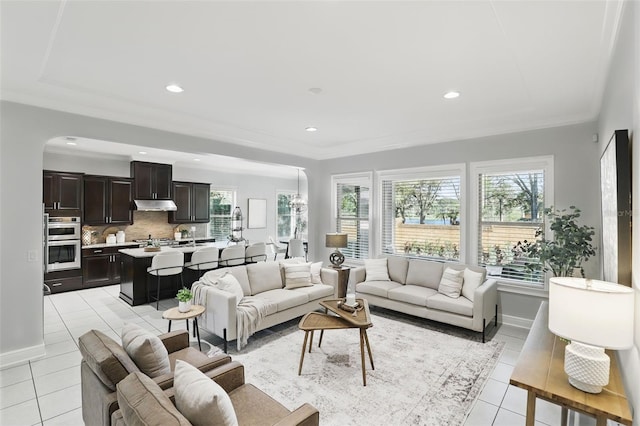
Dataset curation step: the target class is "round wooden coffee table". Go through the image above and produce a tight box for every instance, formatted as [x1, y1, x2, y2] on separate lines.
[162, 305, 206, 351]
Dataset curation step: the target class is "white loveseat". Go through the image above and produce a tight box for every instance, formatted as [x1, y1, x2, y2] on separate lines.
[353, 256, 498, 342]
[193, 261, 338, 352]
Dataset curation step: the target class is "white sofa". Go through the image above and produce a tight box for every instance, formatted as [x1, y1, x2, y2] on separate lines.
[352, 256, 498, 342]
[193, 261, 338, 352]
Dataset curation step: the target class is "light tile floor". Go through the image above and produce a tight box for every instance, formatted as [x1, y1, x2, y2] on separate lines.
[0, 285, 623, 425]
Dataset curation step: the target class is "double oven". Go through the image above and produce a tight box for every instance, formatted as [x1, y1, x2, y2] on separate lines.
[44, 215, 81, 272]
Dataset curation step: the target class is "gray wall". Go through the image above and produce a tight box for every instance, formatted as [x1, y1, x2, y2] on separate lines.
[596, 0, 639, 420]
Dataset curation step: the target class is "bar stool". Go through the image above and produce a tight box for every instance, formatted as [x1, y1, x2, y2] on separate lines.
[184, 246, 219, 279]
[245, 242, 267, 263]
[147, 251, 184, 310]
[219, 245, 246, 267]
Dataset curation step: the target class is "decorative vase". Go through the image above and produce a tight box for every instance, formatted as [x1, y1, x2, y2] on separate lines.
[178, 301, 191, 313]
[82, 229, 93, 246]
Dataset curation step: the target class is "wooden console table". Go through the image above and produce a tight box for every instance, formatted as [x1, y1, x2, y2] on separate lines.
[510, 302, 632, 426]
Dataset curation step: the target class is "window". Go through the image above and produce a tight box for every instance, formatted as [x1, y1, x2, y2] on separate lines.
[332, 173, 371, 261]
[276, 192, 295, 239]
[471, 156, 553, 288]
[209, 189, 234, 241]
[379, 165, 464, 261]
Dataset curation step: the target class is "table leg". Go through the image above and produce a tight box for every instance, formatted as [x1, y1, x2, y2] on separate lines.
[595, 416, 607, 426]
[561, 407, 568, 426]
[167, 320, 172, 333]
[308, 330, 314, 353]
[525, 391, 536, 426]
[360, 328, 367, 386]
[298, 331, 309, 375]
[194, 318, 201, 351]
[363, 329, 374, 370]
[318, 330, 324, 348]
[186, 318, 189, 334]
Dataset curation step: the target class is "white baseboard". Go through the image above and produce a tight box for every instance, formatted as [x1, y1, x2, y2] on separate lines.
[500, 314, 533, 330]
[0, 343, 45, 369]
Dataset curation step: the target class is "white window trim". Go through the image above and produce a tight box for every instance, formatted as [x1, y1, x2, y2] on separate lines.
[469, 155, 554, 293]
[376, 164, 466, 261]
[276, 189, 296, 239]
[208, 186, 237, 239]
[331, 172, 373, 261]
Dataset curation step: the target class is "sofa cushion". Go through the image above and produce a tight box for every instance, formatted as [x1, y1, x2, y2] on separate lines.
[297, 283, 335, 301]
[174, 360, 238, 426]
[116, 372, 190, 426]
[426, 293, 473, 317]
[255, 289, 308, 311]
[365, 258, 390, 281]
[356, 280, 402, 298]
[217, 272, 245, 305]
[78, 329, 140, 391]
[462, 268, 484, 302]
[438, 267, 464, 298]
[406, 260, 443, 290]
[207, 266, 251, 296]
[121, 323, 171, 378]
[310, 261, 323, 284]
[283, 263, 313, 289]
[388, 285, 438, 306]
[247, 261, 283, 295]
[386, 256, 409, 284]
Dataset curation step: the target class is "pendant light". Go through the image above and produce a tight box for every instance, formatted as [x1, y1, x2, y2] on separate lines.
[289, 169, 307, 214]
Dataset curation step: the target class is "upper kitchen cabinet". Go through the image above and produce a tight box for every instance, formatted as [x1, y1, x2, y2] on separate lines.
[169, 181, 210, 223]
[84, 175, 133, 225]
[43, 171, 83, 216]
[131, 161, 172, 200]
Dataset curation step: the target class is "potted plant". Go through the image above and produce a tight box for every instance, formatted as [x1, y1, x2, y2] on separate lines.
[514, 206, 596, 278]
[176, 287, 193, 312]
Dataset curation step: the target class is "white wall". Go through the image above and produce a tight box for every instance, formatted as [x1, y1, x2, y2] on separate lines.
[597, 0, 639, 421]
[0, 102, 313, 367]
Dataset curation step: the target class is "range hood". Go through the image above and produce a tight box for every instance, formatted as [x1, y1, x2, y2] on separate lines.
[134, 199, 177, 211]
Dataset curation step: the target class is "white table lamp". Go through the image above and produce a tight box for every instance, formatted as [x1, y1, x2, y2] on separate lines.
[549, 277, 634, 393]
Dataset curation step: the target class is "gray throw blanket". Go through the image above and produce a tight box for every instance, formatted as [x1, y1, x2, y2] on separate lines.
[192, 276, 274, 351]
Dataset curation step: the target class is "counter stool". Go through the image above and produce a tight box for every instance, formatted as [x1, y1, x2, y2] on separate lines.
[184, 246, 219, 279]
[147, 251, 184, 310]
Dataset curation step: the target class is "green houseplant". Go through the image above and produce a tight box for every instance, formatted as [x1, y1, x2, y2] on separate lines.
[176, 287, 193, 312]
[514, 206, 596, 277]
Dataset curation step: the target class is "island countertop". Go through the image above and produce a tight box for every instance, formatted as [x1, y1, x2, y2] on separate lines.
[119, 241, 231, 258]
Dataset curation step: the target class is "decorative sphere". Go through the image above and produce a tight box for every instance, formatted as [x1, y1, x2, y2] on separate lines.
[329, 251, 345, 267]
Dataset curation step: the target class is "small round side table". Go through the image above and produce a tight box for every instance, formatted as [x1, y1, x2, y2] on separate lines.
[162, 305, 206, 351]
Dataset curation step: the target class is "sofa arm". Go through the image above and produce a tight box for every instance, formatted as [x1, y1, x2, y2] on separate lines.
[352, 266, 366, 285]
[152, 352, 232, 390]
[472, 279, 498, 332]
[273, 403, 320, 426]
[203, 361, 246, 393]
[319, 267, 338, 290]
[159, 330, 189, 353]
[193, 283, 238, 341]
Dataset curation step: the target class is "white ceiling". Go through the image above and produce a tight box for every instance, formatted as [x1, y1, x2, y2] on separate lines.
[1, 1, 625, 160]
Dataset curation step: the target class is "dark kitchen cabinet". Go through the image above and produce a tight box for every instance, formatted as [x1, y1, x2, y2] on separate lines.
[169, 181, 210, 223]
[44, 270, 83, 294]
[82, 247, 121, 288]
[84, 175, 133, 225]
[43, 171, 83, 215]
[131, 161, 172, 200]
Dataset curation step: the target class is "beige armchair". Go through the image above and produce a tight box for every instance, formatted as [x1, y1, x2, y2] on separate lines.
[79, 329, 231, 426]
[111, 361, 319, 426]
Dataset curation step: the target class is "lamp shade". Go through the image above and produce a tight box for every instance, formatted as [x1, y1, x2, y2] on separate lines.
[549, 277, 634, 349]
[325, 233, 348, 248]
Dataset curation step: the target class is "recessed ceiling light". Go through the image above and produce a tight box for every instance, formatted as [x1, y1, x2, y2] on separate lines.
[305, 127, 318, 132]
[443, 91, 460, 99]
[165, 84, 184, 93]
[139, 151, 147, 155]
[193, 158, 201, 162]
[308, 87, 323, 95]
[66, 141, 77, 146]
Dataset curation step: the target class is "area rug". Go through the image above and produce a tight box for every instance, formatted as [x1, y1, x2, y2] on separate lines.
[231, 309, 504, 426]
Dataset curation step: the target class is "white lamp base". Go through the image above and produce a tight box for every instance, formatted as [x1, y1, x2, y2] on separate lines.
[564, 342, 610, 394]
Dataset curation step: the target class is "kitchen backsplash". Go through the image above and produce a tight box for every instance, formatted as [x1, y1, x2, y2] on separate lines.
[83, 211, 209, 244]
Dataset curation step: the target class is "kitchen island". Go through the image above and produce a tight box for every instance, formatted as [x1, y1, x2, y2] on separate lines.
[118, 241, 229, 306]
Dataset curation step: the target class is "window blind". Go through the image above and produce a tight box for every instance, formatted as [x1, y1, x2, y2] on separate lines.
[336, 182, 370, 260]
[209, 190, 234, 241]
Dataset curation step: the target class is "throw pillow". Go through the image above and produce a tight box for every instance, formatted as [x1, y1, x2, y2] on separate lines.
[116, 372, 190, 426]
[365, 258, 390, 282]
[461, 268, 484, 301]
[174, 360, 238, 426]
[217, 272, 245, 306]
[310, 261, 323, 284]
[438, 267, 464, 298]
[121, 323, 171, 378]
[284, 262, 313, 289]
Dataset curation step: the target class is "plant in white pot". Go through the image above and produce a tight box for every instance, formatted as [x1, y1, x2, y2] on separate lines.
[176, 287, 193, 312]
[514, 206, 596, 278]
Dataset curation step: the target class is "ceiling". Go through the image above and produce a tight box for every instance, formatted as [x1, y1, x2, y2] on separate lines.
[1, 1, 625, 160]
